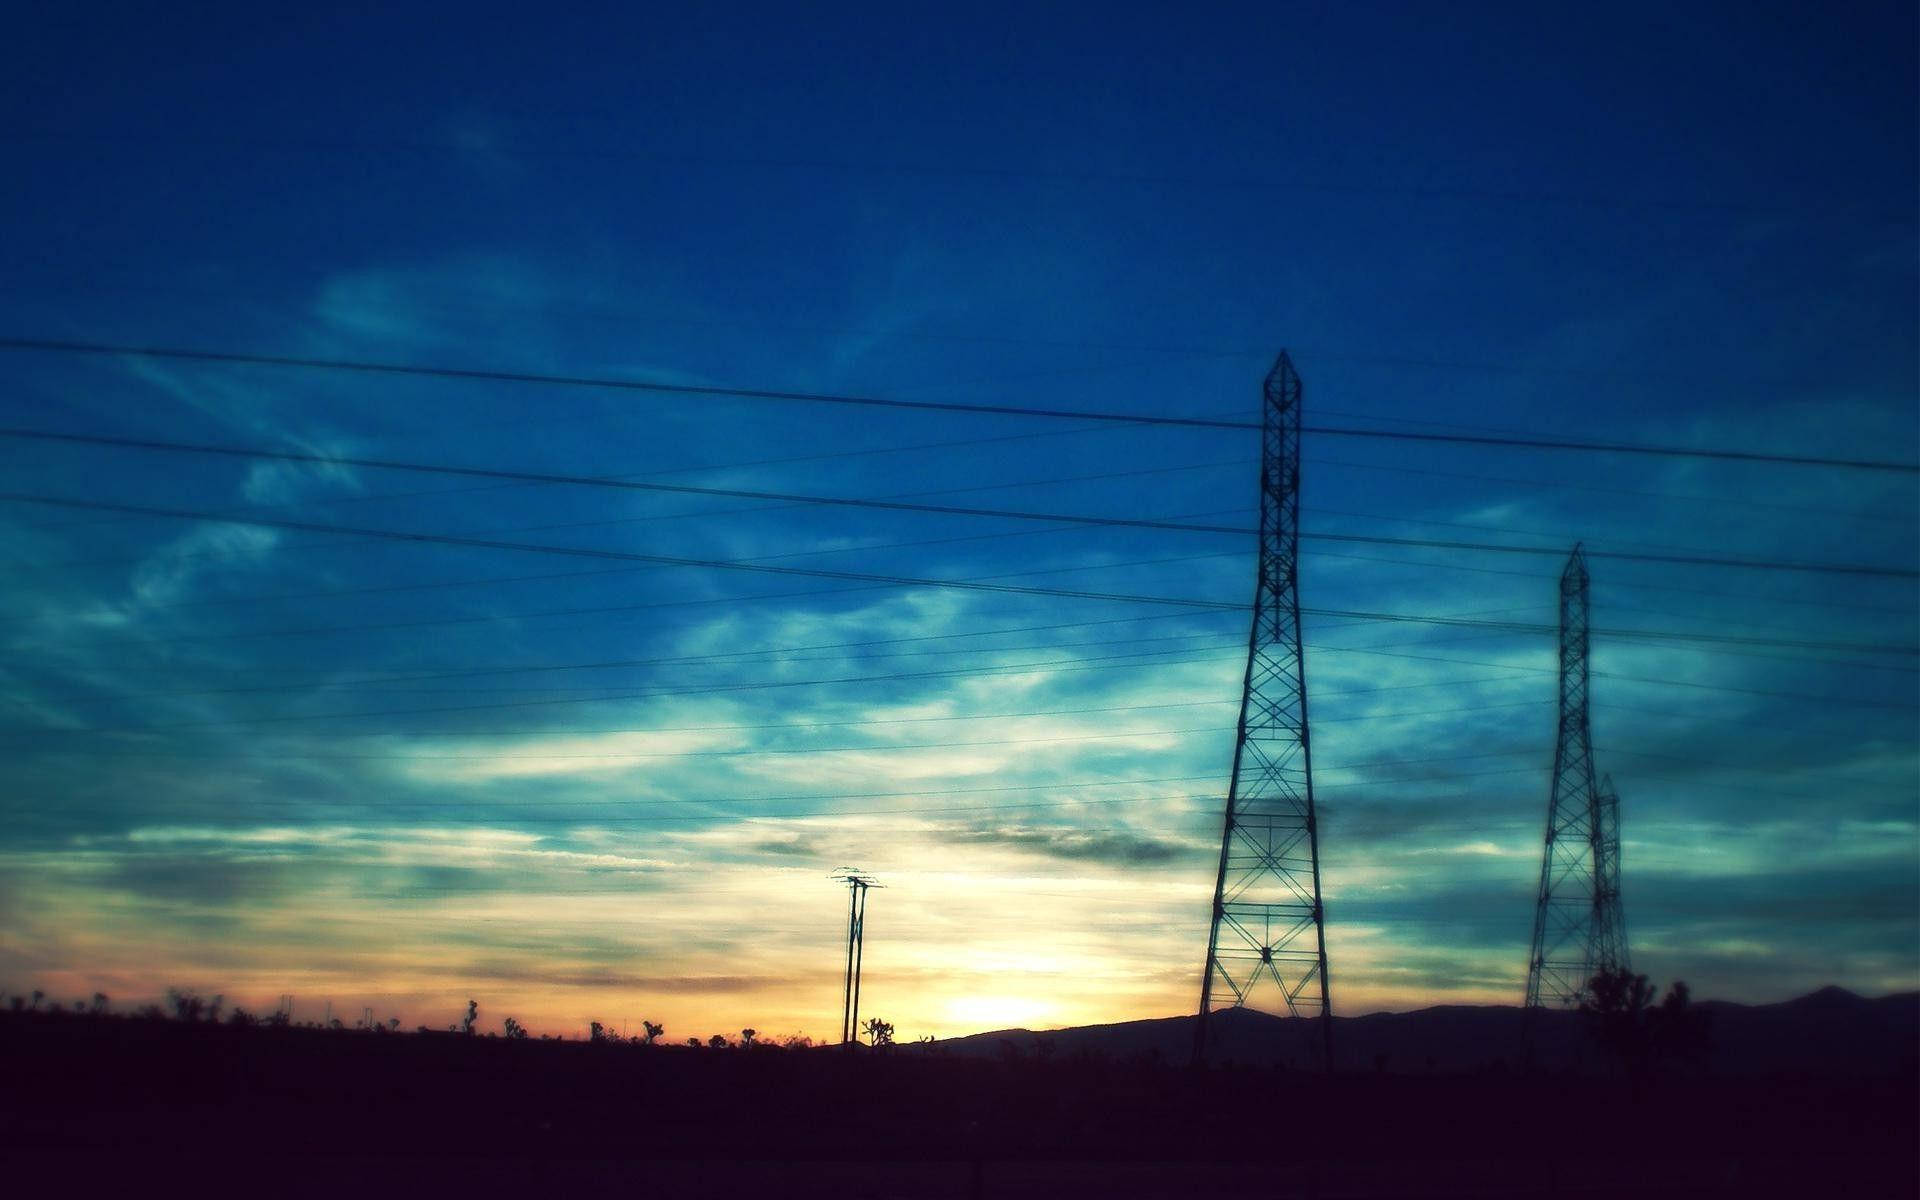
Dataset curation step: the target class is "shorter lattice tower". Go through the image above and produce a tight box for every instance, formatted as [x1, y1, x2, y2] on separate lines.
[1525, 546, 1630, 1008]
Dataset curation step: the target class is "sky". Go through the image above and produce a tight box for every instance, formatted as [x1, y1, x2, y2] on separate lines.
[0, 0, 1914, 1043]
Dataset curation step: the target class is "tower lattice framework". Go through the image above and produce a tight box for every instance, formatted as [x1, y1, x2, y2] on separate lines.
[1195, 350, 1331, 1067]
[1524, 546, 1629, 1008]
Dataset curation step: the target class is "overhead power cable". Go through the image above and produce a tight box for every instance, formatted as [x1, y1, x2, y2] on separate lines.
[2, 444, 1913, 579]
[2, 338, 1914, 471]
[7, 490, 1914, 656]
[0, 491, 1244, 609]
[12, 698, 1540, 747]
[17, 276, 1901, 396]
[20, 517, 1895, 622]
[17, 664, 1549, 737]
[20, 628, 1912, 739]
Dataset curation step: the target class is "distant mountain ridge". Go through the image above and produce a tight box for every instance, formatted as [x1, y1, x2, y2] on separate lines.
[909, 988, 1919, 1077]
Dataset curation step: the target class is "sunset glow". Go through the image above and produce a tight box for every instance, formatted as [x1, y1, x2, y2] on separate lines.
[0, 0, 1913, 1047]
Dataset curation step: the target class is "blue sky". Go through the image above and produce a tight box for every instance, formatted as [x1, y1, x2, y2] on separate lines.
[0, 0, 1913, 1039]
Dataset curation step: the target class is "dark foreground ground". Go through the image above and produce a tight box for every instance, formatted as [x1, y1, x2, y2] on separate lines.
[2, 1012, 1913, 1198]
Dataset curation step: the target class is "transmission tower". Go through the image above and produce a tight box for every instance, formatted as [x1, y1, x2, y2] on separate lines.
[1524, 546, 1630, 1009]
[833, 870, 878, 1048]
[1195, 350, 1332, 1068]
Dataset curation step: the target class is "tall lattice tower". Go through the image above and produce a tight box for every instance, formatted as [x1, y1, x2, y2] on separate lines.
[1524, 546, 1629, 1008]
[1195, 350, 1332, 1068]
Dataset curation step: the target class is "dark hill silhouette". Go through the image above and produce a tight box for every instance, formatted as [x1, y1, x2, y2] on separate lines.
[916, 987, 1919, 1077]
[2, 993, 1914, 1197]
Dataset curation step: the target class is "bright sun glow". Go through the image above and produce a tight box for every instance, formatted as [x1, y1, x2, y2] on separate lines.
[941, 994, 1056, 1034]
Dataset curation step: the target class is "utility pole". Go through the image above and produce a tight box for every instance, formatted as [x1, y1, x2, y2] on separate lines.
[1525, 546, 1630, 1010]
[1195, 351, 1332, 1070]
[833, 870, 879, 1048]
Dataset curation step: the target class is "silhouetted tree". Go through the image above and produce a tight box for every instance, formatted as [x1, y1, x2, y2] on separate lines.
[1649, 979, 1711, 1070]
[708, 1034, 729, 1049]
[862, 1017, 894, 1049]
[503, 1017, 528, 1040]
[641, 1020, 664, 1045]
[686, 1037, 701, 1048]
[462, 999, 478, 1036]
[591, 1021, 612, 1044]
[167, 989, 204, 1023]
[30, 989, 43, 1011]
[740, 1028, 757, 1047]
[90, 993, 108, 1015]
[1581, 967, 1656, 1079]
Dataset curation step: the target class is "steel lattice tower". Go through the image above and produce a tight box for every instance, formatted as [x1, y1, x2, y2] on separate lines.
[1195, 351, 1332, 1068]
[1524, 546, 1629, 1008]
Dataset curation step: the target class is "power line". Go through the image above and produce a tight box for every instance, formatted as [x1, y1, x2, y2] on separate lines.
[15, 426, 1862, 580]
[61, 722, 1245, 763]
[4, 766, 1567, 827]
[19, 411, 1215, 537]
[87, 623, 1542, 706]
[21, 626, 1913, 739]
[13, 661, 1557, 737]
[1306, 606, 1914, 656]
[1316, 643, 1920, 711]
[0, 491, 1247, 608]
[3, 448, 1913, 579]
[133, 627, 1248, 696]
[60, 585, 1911, 692]
[19, 514, 1896, 625]
[3, 338, 1914, 471]
[16, 276, 1896, 398]
[8, 697, 1541, 748]
[40, 549, 1253, 648]
[40, 646, 1248, 732]
[1306, 453, 1919, 526]
[7, 492, 1908, 658]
